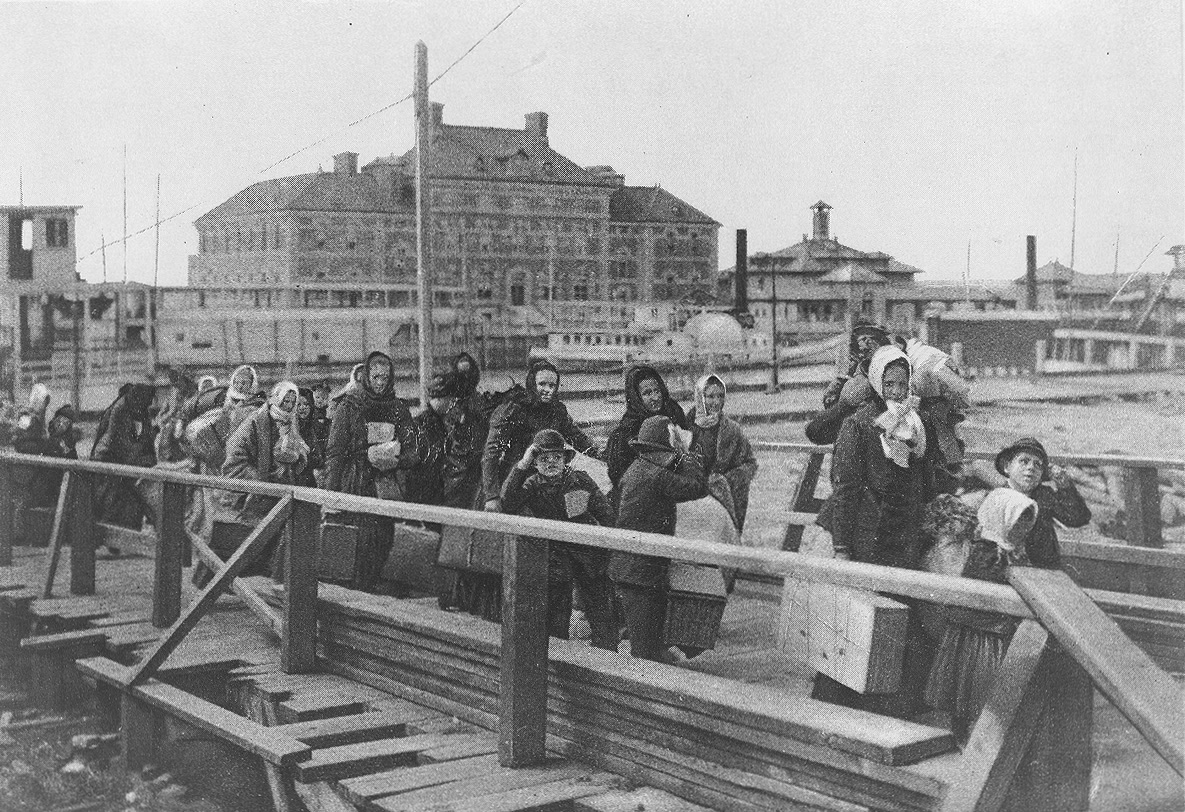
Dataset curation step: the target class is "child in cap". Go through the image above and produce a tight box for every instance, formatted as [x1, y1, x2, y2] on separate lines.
[995, 437, 1090, 568]
[924, 487, 1037, 741]
[501, 428, 618, 651]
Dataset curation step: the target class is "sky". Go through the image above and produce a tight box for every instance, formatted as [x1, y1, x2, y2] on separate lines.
[2, 0, 1182, 288]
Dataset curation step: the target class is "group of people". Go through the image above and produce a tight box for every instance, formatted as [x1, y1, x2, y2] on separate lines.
[1, 321, 1093, 726]
[806, 320, 1091, 736]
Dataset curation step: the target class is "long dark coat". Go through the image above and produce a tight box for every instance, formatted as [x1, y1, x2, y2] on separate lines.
[1024, 482, 1091, 569]
[222, 405, 307, 523]
[323, 380, 419, 501]
[604, 366, 688, 495]
[816, 401, 940, 569]
[91, 384, 157, 529]
[608, 450, 705, 588]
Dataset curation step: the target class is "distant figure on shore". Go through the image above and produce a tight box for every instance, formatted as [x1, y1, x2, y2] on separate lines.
[924, 487, 1037, 741]
[805, 321, 891, 445]
[91, 383, 157, 529]
[994, 437, 1090, 568]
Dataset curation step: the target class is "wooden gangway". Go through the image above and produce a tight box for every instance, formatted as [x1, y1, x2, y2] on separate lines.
[0, 449, 1182, 812]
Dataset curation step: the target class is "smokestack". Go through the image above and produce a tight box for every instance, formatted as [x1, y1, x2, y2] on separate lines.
[735, 229, 748, 312]
[333, 152, 358, 175]
[1026, 235, 1038, 310]
[811, 201, 832, 241]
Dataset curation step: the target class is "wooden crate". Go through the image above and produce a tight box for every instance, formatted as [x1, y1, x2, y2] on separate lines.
[777, 578, 908, 694]
[663, 563, 728, 650]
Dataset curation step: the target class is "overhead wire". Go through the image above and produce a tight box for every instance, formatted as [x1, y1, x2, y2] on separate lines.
[76, 0, 529, 277]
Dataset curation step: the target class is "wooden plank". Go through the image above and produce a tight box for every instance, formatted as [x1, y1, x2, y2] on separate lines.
[783, 450, 825, 551]
[418, 734, 499, 763]
[283, 499, 320, 673]
[1124, 466, 1163, 548]
[499, 534, 549, 767]
[272, 711, 414, 747]
[120, 694, 156, 771]
[292, 733, 454, 782]
[293, 782, 356, 812]
[427, 775, 618, 812]
[129, 494, 292, 685]
[1009, 566, 1184, 776]
[576, 787, 716, 812]
[188, 532, 281, 635]
[276, 690, 369, 724]
[77, 656, 311, 766]
[68, 473, 95, 596]
[20, 628, 107, 651]
[1061, 540, 1185, 570]
[39, 472, 72, 599]
[371, 761, 597, 812]
[939, 621, 1052, 812]
[152, 481, 186, 627]
[337, 754, 501, 805]
[0, 461, 13, 567]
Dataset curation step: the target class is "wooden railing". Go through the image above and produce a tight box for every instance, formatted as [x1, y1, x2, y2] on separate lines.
[0, 449, 1182, 808]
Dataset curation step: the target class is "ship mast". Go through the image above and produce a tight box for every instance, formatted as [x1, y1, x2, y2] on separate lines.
[414, 41, 434, 407]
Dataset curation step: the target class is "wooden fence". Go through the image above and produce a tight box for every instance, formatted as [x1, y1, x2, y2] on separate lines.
[0, 449, 1182, 811]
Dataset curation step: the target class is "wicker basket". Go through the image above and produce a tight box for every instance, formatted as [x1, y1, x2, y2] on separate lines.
[663, 590, 726, 651]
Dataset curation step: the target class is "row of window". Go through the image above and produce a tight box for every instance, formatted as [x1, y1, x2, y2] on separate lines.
[560, 333, 645, 346]
[440, 191, 604, 215]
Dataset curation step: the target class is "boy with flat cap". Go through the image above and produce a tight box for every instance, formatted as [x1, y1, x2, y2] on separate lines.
[995, 437, 1090, 568]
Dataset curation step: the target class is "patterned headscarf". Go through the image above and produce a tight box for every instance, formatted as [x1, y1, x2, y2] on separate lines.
[868, 346, 926, 468]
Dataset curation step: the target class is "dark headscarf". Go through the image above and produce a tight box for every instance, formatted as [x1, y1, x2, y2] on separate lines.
[362, 351, 395, 399]
[297, 387, 316, 438]
[451, 352, 480, 399]
[622, 364, 687, 430]
[847, 321, 891, 376]
[91, 382, 155, 458]
[525, 359, 560, 405]
[427, 372, 459, 399]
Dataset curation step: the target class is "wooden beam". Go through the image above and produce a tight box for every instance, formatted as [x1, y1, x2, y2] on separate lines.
[152, 481, 186, 627]
[1010, 566, 1184, 776]
[40, 472, 73, 599]
[120, 693, 157, 771]
[68, 474, 95, 596]
[940, 620, 1052, 812]
[129, 494, 293, 686]
[498, 535, 549, 767]
[1123, 466, 1163, 548]
[0, 461, 12, 567]
[783, 451, 825, 551]
[187, 533, 281, 635]
[283, 499, 319, 674]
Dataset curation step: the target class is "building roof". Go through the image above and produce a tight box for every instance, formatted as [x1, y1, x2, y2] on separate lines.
[1012, 262, 1130, 295]
[816, 263, 886, 284]
[609, 186, 718, 226]
[196, 172, 412, 224]
[390, 122, 610, 187]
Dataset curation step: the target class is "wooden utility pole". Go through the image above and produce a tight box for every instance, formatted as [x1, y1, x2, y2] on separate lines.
[414, 41, 433, 407]
[152, 174, 161, 370]
[122, 144, 128, 284]
[767, 264, 779, 392]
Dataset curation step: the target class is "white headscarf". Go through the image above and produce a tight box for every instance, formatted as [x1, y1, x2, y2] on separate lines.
[227, 365, 258, 403]
[977, 487, 1038, 554]
[268, 381, 299, 424]
[197, 375, 217, 393]
[693, 374, 726, 429]
[868, 346, 926, 468]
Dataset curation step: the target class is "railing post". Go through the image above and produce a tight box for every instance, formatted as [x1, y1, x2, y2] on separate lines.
[783, 451, 826, 551]
[282, 499, 319, 674]
[0, 460, 12, 567]
[152, 481, 186, 628]
[1123, 466, 1162, 549]
[498, 533, 549, 768]
[68, 473, 95, 596]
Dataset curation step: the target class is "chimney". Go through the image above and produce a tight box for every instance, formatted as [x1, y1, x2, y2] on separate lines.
[1168, 245, 1185, 274]
[525, 112, 549, 146]
[333, 152, 359, 175]
[584, 165, 625, 187]
[735, 229, 749, 312]
[430, 102, 444, 130]
[811, 201, 832, 241]
[1026, 235, 1038, 310]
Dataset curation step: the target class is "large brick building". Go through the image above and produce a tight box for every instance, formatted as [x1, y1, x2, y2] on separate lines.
[189, 105, 719, 311]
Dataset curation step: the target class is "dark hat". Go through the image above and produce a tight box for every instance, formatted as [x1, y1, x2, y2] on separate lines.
[531, 428, 576, 462]
[994, 437, 1049, 477]
[629, 415, 674, 453]
[52, 404, 76, 423]
[427, 372, 459, 399]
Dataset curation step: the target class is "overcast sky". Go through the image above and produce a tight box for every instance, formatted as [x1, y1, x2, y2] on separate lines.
[3, 0, 1181, 288]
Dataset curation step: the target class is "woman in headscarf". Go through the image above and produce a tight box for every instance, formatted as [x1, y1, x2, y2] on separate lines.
[811, 345, 942, 715]
[405, 372, 456, 506]
[924, 488, 1037, 741]
[688, 374, 758, 539]
[91, 383, 158, 529]
[222, 381, 308, 518]
[805, 322, 891, 445]
[324, 351, 420, 591]
[451, 352, 481, 405]
[441, 359, 596, 620]
[604, 365, 687, 510]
